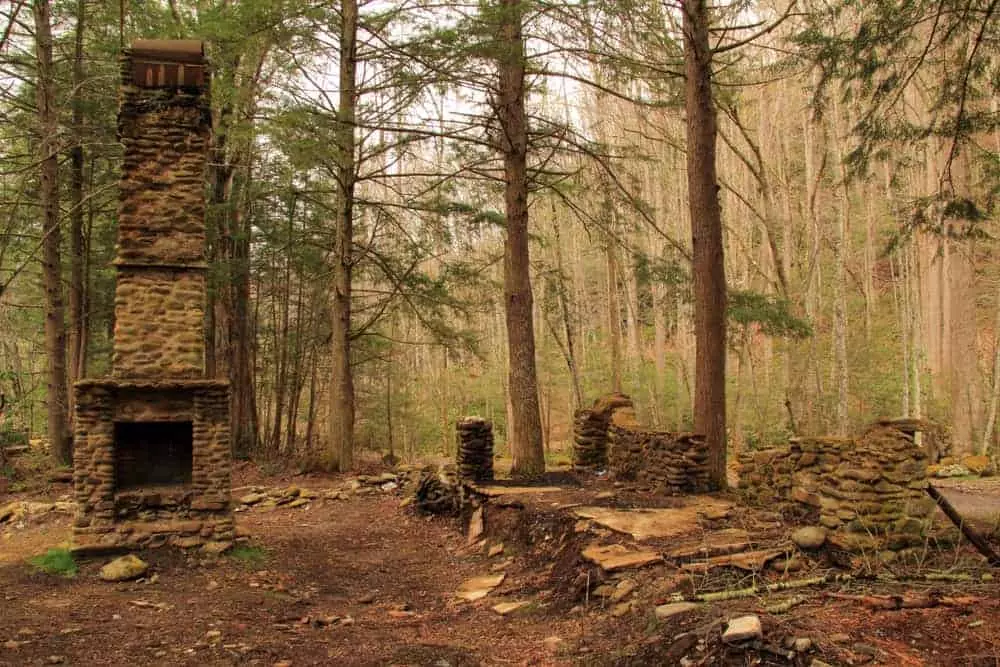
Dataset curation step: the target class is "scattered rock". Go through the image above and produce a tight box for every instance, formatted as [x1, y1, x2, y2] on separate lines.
[654, 602, 700, 621]
[610, 602, 633, 617]
[791, 526, 827, 550]
[595, 491, 616, 500]
[829, 633, 851, 643]
[99, 555, 149, 582]
[239, 493, 267, 505]
[492, 601, 529, 615]
[467, 507, 484, 544]
[456, 573, 505, 601]
[722, 615, 762, 643]
[202, 541, 233, 555]
[768, 557, 805, 573]
[205, 630, 222, 641]
[853, 643, 877, 657]
[792, 637, 813, 652]
[610, 579, 637, 602]
[3, 640, 20, 650]
[356, 593, 376, 604]
[46, 656, 65, 665]
[286, 498, 309, 509]
[487, 543, 504, 558]
[592, 584, 615, 599]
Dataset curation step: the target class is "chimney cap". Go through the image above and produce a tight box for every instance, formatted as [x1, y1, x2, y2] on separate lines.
[130, 39, 205, 64]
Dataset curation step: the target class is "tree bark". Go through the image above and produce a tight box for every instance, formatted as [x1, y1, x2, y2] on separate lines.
[329, 0, 358, 471]
[498, 0, 544, 478]
[34, 0, 70, 465]
[68, 0, 87, 389]
[684, 0, 727, 488]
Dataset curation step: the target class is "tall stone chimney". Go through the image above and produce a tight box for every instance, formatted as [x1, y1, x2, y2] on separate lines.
[72, 41, 233, 553]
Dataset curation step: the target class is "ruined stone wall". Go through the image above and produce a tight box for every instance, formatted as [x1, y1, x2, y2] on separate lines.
[608, 426, 712, 493]
[572, 393, 634, 470]
[113, 55, 210, 380]
[73, 380, 233, 551]
[738, 426, 934, 552]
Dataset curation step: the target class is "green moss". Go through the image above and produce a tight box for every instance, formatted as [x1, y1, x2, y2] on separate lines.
[227, 545, 268, 565]
[28, 548, 78, 577]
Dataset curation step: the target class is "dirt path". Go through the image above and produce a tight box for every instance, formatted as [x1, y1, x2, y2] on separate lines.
[0, 485, 617, 667]
[935, 478, 1000, 530]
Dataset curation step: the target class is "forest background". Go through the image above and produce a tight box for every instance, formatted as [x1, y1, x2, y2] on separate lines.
[0, 0, 997, 474]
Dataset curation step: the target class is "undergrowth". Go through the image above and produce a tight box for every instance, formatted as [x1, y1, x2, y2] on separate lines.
[28, 548, 78, 577]
[228, 545, 269, 565]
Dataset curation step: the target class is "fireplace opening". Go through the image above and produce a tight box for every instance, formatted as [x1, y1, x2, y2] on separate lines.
[114, 421, 193, 489]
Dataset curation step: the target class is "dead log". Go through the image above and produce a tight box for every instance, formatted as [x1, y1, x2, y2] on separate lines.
[826, 592, 980, 610]
[926, 484, 1000, 567]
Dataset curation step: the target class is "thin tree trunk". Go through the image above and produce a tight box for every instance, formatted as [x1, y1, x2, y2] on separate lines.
[830, 103, 850, 436]
[329, 0, 358, 471]
[552, 216, 583, 408]
[68, 0, 86, 391]
[34, 0, 70, 465]
[498, 0, 544, 478]
[684, 0, 727, 488]
[606, 235, 623, 393]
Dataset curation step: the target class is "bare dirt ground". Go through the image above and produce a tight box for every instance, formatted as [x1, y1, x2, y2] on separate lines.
[1, 461, 999, 666]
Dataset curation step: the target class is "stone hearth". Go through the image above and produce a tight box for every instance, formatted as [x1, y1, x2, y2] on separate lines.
[72, 40, 233, 552]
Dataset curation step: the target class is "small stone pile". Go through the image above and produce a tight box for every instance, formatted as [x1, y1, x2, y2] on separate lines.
[456, 417, 494, 481]
[572, 393, 635, 470]
[608, 426, 712, 493]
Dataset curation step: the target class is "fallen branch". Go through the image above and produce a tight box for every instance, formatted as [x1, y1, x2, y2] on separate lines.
[926, 484, 1000, 567]
[826, 591, 980, 610]
[674, 574, 851, 603]
[763, 594, 808, 614]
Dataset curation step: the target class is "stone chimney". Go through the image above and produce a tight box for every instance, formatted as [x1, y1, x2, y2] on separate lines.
[72, 41, 233, 554]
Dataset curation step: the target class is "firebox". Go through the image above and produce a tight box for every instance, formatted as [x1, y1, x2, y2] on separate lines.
[71, 40, 233, 553]
[114, 422, 193, 489]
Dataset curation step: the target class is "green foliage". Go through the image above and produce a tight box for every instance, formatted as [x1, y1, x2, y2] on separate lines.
[227, 545, 269, 565]
[28, 548, 78, 578]
[727, 290, 813, 340]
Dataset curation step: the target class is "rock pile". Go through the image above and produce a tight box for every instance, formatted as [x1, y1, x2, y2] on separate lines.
[608, 426, 712, 493]
[572, 393, 635, 470]
[738, 424, 935, 552]
[456, 417, 494, 482]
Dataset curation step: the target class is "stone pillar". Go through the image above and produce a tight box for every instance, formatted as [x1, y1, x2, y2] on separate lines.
[456, 417, 494, 482]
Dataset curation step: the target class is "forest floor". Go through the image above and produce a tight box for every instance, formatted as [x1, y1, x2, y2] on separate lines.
[0, 458, 999, 666]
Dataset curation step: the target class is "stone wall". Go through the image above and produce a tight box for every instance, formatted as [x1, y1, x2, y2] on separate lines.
[738, 424, 935, 552]
[455, 417, 494, 482]
[73, 379, 233, 552]
[608, 426, 712, 493]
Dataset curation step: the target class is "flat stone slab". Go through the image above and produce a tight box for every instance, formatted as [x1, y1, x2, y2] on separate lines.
[492, 601, 530, 615]
[456, 573, 505, 601]
[723, 615, 763, 643]
[574, 498, 733, 541]
[654, 601, 701, 621]
[582, 543, 662, 571]
[476, 486, 564, 497]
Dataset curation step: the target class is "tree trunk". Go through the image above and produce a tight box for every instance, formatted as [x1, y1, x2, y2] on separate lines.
[34, 0, 70, 465]
[498, 0, 544, 478]
[329, 0, 358, 471]
[68, 0, 87, 390]
[684, 0, 727, 489]
[552, 216, 583, 409]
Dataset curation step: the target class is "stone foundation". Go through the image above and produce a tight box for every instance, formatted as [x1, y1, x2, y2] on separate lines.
[738, 423, 935, 552]
[608, 426, 712, 493]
